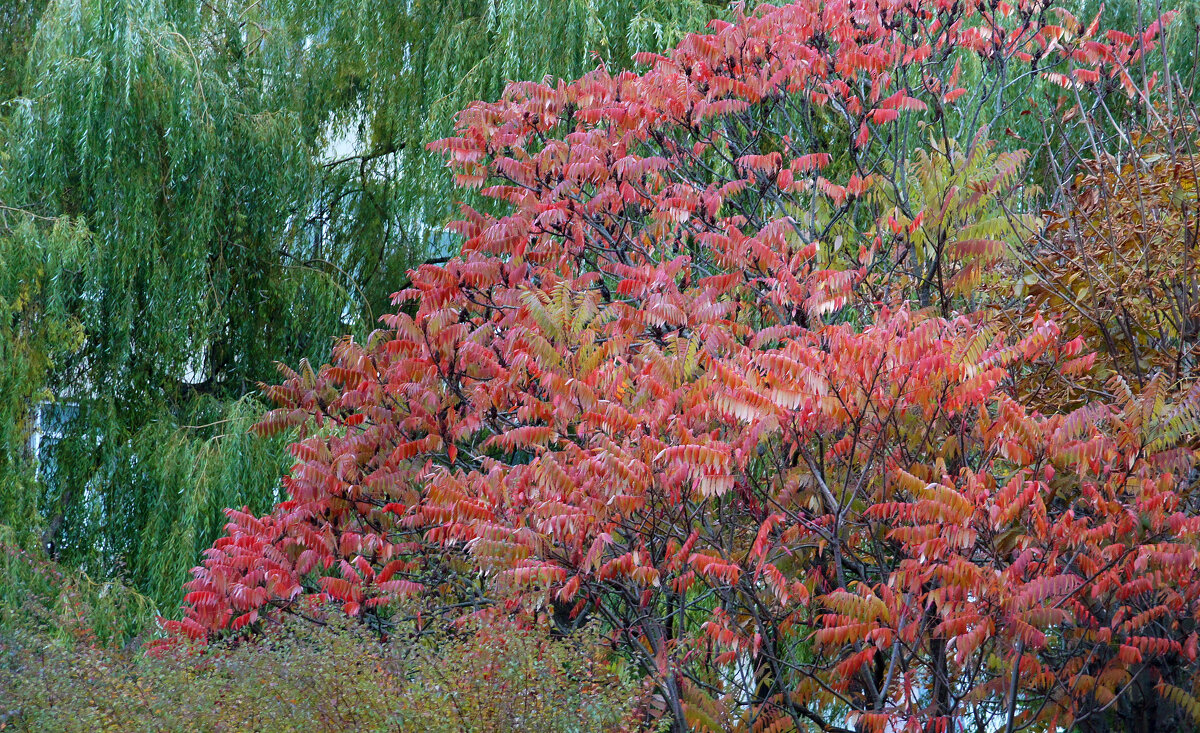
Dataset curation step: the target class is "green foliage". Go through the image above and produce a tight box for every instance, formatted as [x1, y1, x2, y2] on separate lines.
[0, 0, 48, 101]
[0, 217, 86, 536]
[86, 397, 293, 605]
[867, 133, 1039, 313]
[0, 525, 157, 647]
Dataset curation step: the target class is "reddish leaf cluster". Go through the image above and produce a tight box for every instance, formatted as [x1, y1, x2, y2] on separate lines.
[168, 1, 1199, 730]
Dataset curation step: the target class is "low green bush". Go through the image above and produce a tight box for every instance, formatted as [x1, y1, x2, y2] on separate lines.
[1, 614, 642, 732]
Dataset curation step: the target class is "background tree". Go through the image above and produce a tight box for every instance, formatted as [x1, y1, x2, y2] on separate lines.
[0, 0, 729, 610]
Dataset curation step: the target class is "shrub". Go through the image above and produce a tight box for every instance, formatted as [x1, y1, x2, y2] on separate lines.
[1, 613, 640, 732]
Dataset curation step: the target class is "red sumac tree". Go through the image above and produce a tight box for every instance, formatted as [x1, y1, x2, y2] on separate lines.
[169, 2, 1200, 731]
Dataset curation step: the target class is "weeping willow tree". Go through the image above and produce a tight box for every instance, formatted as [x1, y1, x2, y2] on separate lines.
[0, 3, 46, 101]
[0, 218, 85, 533]
[2, 0, 336, 607]
[0, 0, 731, 614]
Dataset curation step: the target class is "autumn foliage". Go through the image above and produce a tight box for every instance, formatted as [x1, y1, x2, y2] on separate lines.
[168, 1, 1200, 731]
